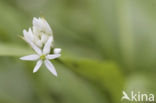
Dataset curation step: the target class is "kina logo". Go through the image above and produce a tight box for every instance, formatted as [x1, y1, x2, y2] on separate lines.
[121, 91, 155, 102]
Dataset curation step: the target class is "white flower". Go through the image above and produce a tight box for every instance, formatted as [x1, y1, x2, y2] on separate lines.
[20, 17, 61, 76]
[23, 28, 42, 48]
[20, 36, 61, 76]
[33, 17, 52, 35]
[23, 17, 53, 48]
[33, 17, 53, 47]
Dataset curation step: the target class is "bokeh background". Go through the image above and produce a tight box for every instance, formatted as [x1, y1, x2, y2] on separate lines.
[0, 0, 156, 103]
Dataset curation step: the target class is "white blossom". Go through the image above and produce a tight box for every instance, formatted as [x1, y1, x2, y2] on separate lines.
[20, 36, 61, 76]
[33, 17, 52, 35]
[20, 17, 61, 76]
[23, 17, 53, 48]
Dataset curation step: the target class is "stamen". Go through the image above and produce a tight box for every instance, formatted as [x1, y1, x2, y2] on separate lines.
[40, 55, 46, 60]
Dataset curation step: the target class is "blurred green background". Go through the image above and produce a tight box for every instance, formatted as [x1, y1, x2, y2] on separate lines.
[0, 0, 156, 103]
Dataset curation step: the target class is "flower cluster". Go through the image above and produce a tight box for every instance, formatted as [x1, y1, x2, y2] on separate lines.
[20, 17, 61, 76]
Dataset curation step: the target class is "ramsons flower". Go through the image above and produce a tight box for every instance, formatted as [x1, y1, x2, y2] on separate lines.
[33, 17, 52, 35]
[20, 36, 61, 76]
[20, 17, 61, 76]
[23, 17, 53, 48]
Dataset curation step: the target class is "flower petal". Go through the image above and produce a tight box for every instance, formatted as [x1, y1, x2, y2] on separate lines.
[33, 17, 38, 26]
[42, 18, 52, 35]
[20, 54, 39, 61]
[23, 30, 30, 43]
[35, 40, 43, 48]
[28, 28, 34, 40]
[44, 59, 57, 76]
[33, 60, 43, 73]
[54, 48, 61, 54]
[23, 28, 34, 42]
[46, 54, 61, 60]
[43, 36, 53, 54]
[27, 39, 42, 55]
[41, 33, 48, 43]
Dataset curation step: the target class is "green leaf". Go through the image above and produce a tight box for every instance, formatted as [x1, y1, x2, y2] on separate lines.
[62, 58, 124, 103]
[0, 43, 33, 56]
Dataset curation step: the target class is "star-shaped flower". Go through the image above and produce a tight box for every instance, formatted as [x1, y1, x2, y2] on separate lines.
[20, 17, 61, 76]
[20, 36, 61, 76]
